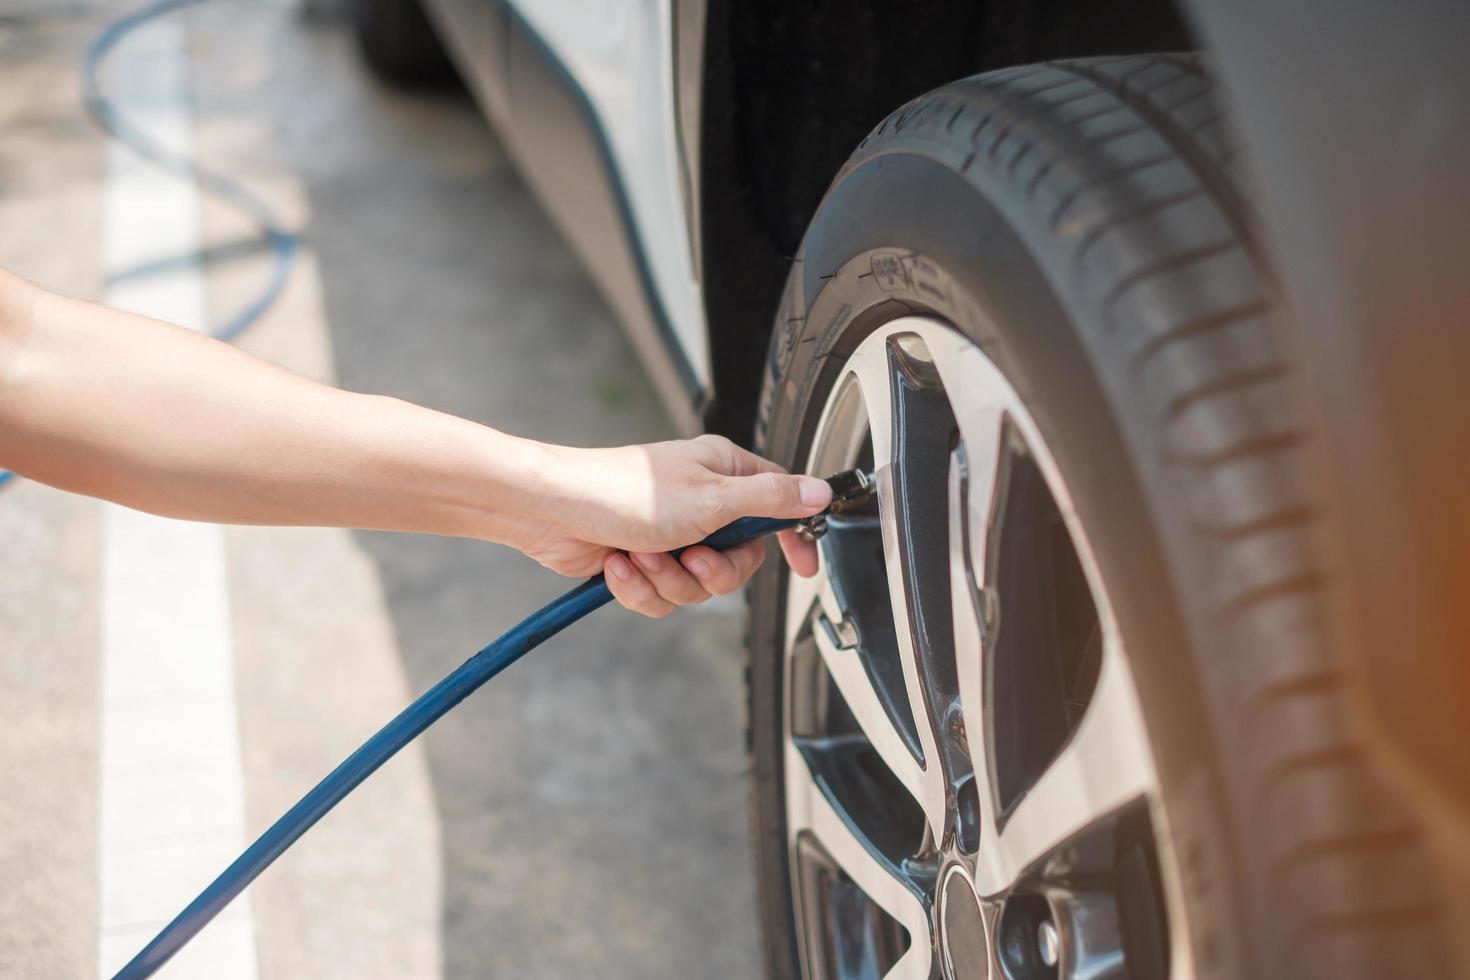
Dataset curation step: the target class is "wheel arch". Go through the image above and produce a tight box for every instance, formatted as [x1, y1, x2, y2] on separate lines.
[695, 0, 1195, 445]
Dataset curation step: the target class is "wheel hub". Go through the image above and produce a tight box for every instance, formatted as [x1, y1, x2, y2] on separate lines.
[939, 866, 989, 980]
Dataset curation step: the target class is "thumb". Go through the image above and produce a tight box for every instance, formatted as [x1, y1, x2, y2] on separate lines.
[714, 471, 832, 523]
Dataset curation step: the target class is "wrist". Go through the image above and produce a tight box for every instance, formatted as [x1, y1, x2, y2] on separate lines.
[465, 433, 568, 547]
[389, 405, 565, 547]
[525, 441, 597, 533]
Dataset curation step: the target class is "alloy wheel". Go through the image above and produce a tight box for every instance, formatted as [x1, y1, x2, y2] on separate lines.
[781, 317, 1187, 980]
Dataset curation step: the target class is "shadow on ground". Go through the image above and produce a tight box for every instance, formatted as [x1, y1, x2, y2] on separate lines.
[247, 10, 761, 978]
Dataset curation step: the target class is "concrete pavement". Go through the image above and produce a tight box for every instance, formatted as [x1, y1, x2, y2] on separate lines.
[0, 2, 761, 976]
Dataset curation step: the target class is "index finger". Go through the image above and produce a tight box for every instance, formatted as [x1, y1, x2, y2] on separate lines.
[719, 439, 790, 479]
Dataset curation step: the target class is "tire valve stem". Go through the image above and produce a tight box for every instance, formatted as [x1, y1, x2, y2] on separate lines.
[796, 469, 875, 542]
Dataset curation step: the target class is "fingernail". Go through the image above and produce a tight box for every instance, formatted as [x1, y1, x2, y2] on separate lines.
[633, 552, 661, 572]
[798, 476, 832, 508]
[608, 554, 633, 581]
[687, 557, 711, 579]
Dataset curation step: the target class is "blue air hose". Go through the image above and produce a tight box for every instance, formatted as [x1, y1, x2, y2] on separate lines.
[81, 0, 299, 348]
[0, 0, 297, 491]
[112, 514, 801, 979]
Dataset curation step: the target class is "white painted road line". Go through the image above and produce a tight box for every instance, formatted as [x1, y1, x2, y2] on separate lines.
[96, 14, 257, 978]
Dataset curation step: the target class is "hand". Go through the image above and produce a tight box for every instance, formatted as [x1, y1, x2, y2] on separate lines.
[517, 435, 831, 617]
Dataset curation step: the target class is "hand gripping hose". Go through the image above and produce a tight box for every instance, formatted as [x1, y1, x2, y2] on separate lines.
[113, 469, 874, 979]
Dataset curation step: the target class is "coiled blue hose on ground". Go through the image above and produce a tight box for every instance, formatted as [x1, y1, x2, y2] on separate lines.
[0, 0, 298, 490]
[112, 514, 799, 979]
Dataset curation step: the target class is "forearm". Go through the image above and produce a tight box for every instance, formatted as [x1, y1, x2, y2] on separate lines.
[0, 269, 556, 542]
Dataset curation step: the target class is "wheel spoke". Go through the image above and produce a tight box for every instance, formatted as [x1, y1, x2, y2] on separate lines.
[786, 741, 934, 979]
[784, 555, 839, 646]
[946, 397, 1010, 847]
[930, 322, 1014, 819]
[976, 644, 1153, 894]
[809, 606, 927, 808]
[882, 934, 938, 979]
[877, 468, 953, 841]
[877, 472, 948, 791]
[926, 332, 1013, 466]
[845, 337, 896, 471]
[847, 336, 959, 839]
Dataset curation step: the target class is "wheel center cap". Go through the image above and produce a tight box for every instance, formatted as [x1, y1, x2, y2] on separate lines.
[939, 866, 989, 979]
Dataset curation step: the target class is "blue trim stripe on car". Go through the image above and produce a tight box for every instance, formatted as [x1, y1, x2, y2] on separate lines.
[505, 3, 706, 410]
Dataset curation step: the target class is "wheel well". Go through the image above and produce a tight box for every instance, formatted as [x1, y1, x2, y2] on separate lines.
[698, 0, 1194, 445]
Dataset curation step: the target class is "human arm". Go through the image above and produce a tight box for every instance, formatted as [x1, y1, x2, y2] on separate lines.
[0, 268, 828, 614]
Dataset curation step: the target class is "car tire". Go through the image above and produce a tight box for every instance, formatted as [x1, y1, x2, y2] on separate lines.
[747, 55, 1450, 980]
[349, 0, 455, 88]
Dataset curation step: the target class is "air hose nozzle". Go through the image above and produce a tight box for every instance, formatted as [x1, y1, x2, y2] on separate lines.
[796, 468, 875, 541]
